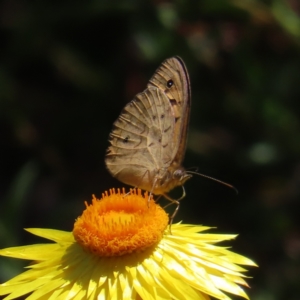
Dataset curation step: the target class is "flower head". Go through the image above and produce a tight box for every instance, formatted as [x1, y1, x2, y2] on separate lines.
[0, 188, 257, 300]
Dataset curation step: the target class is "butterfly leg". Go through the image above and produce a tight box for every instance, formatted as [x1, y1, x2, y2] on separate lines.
[155, 194, 162, 203]
[162, 185, 186, 209]
[162, 186, 187, 232]
[147, 174, 161, 207]
[123, 190, 131, 197]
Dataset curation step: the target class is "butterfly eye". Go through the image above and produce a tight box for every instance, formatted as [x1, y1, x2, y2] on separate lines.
[173, 169, 184, 180]
[167, 79, 174, 88]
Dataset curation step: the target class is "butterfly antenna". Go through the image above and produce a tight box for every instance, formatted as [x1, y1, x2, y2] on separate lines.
[186, 171, 238, 194]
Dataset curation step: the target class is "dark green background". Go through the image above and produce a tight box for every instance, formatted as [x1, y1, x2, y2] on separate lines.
[1, 1, 300, 299]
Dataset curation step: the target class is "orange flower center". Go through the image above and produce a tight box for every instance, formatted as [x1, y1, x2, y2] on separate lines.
[73, 188, 168, 256]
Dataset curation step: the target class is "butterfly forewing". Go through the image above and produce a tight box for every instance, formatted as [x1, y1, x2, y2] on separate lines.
[147, 56, 191, 166]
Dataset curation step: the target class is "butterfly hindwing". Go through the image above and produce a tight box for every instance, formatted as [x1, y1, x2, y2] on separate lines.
[105, 87, 176, 191]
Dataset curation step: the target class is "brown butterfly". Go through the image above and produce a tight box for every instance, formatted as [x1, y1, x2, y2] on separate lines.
[105, 56, 234, 221]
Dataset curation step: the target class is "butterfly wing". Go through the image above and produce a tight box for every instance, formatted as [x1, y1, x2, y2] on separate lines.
[106, 56, 192, 195]
[105, 87, 176, 192]
[147, 56, 191, 166]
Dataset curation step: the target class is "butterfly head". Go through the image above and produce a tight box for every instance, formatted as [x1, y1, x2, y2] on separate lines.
[172, 168, 192, 186]
[155, 166, 192, 194]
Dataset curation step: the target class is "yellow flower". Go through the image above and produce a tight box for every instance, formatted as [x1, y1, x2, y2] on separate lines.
[0, 188, 257, 300]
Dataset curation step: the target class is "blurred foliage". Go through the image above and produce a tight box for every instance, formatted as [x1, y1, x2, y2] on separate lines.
[1, 0, 300, 299]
